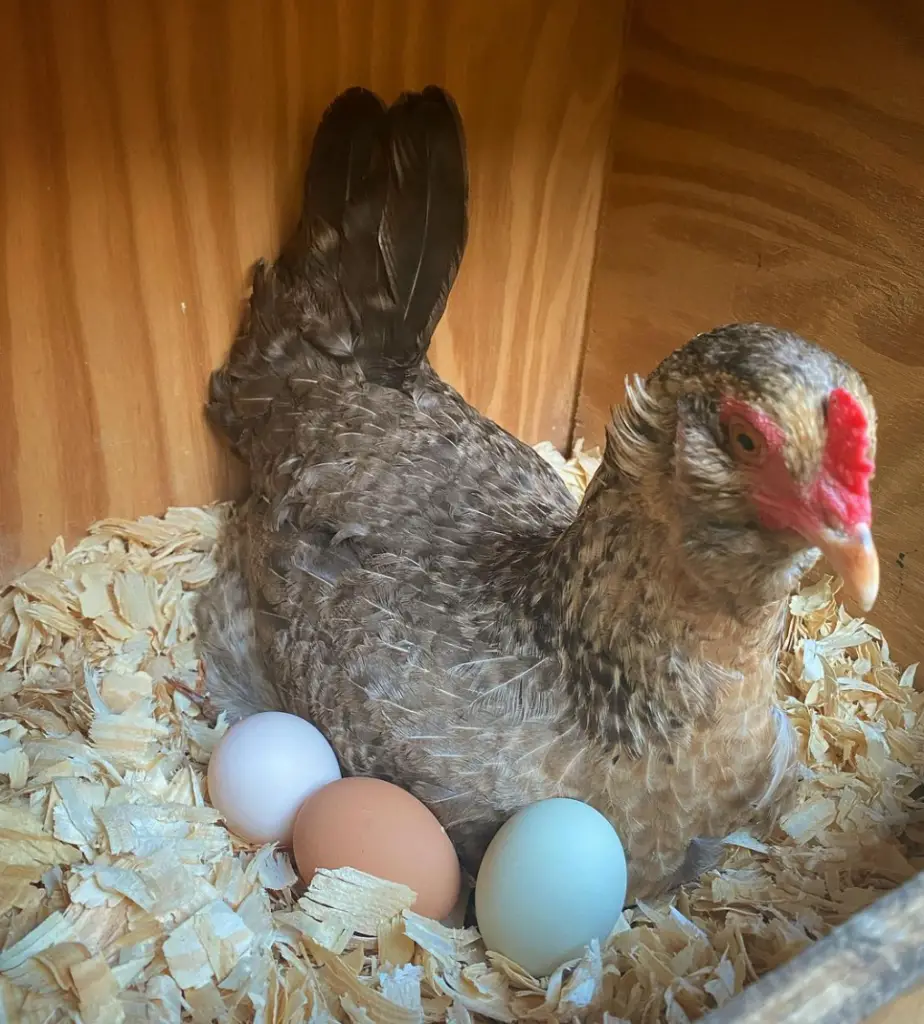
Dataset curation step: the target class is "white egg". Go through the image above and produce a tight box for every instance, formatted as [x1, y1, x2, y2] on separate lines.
[207, 711, 341, 845]
[474, 798, 627, 978]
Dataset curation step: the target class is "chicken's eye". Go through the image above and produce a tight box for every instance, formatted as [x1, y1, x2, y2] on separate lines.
[726, 416, 767, 466]
[737, 433, 755, 451]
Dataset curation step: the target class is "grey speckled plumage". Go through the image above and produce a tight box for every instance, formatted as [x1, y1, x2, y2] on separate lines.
[196, 86, 877, 901]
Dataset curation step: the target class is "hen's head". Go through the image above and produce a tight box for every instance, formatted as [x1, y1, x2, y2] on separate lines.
[612, 324, 878, 610]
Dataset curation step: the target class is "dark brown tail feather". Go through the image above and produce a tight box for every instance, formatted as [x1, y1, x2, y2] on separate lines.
[206, 86, 468, 457]
[358, 85, 469, 388]
[275, 86, 389, 314]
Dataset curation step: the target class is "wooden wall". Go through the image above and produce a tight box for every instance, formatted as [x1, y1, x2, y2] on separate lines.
[5, 0, 923, 662]
[576, 0, 924, 659]
[0, 0, 625, 576]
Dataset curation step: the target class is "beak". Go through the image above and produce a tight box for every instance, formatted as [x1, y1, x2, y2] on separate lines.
[811, 523, 879, 612]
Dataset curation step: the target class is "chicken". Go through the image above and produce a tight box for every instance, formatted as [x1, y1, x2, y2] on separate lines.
[195, 85, 879, 902]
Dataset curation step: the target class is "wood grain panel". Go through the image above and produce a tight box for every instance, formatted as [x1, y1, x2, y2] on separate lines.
[576, 0, 924, 657]
[865, 988, 924, 1024]
[0, 0, 625, 577]
[703, 869, 924, 1024]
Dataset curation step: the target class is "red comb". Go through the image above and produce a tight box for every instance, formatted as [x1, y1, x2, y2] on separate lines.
[819, 389, 873, 527]
[823, 389, 873, 492]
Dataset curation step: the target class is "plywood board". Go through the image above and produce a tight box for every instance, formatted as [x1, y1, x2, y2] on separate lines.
[576, 0, 924, 658]
[702, 870, 924, 1024]
[0, 0, 624, 576]
[865, 988, 924, 1024]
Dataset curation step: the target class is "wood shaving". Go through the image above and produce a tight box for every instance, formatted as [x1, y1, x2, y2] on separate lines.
[1, 445, 921, 1022]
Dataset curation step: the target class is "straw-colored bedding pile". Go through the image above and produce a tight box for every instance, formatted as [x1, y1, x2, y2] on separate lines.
[1, 443, 922, 1024]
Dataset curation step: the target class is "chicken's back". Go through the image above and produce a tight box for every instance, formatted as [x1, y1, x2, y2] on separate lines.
[197, 352, 580, 863]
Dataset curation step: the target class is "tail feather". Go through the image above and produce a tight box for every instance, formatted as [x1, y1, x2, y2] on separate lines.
[207, 84, 468, 455]
[305, 88, 389, 233]
[309, 85, 469, 387]
[364, 86, 469, 387]
[276, 86, 389, 324]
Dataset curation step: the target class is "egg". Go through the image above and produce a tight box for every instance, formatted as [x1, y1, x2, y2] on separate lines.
[207, 711, 341, 845]
[292, 776, 461, 919]
[474, 798, 627, 978]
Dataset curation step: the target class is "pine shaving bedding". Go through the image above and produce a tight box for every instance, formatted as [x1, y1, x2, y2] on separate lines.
[0, 443, 921, 1024]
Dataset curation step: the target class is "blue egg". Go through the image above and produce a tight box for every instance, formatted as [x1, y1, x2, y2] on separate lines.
[474, 798, 627, 977]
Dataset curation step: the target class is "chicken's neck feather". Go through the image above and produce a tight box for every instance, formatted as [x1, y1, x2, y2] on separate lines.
[507, 393, 811, 756]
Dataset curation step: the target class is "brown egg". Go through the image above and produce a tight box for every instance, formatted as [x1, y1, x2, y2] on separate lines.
[292, 776, 461, 920]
